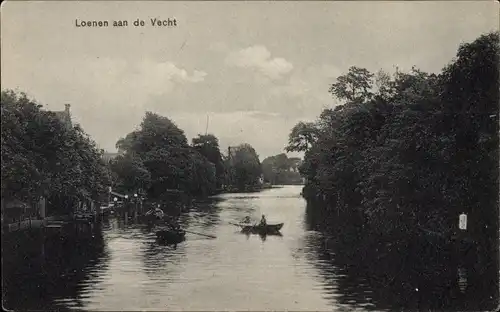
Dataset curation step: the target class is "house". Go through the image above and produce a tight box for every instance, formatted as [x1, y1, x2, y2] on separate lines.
[227, 146, 238, 166]
[2, 199, 32, 224]
[1, 197, 47, 232]
[53, 104, 72, 129]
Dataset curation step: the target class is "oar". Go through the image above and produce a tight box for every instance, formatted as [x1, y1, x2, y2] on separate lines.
[229, 222, 244, 227]
[184, 230, 216, 239]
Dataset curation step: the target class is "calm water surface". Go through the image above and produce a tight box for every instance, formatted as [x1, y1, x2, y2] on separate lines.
[3, 186, 497, 311]
[79, 186, 337, 311]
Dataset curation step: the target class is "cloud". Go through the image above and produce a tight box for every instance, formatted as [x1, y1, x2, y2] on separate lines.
[4, 1, 495, 159]
[8, 57, 207, 107]
[135, 60, 207, 93]
[225, 45, 293, 80]
[170, 111, 304, 159]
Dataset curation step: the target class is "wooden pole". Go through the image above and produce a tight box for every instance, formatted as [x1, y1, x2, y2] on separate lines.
[205, 115, 209, 135]
[184, 229, 216, 239]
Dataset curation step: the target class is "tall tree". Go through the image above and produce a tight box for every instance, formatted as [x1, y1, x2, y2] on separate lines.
[1, 90, 111, 213]
[297, 32, 499, 258]
[114, 112, 217, 198]
[192, 134, 225, 189]
[328, 66, 375, 104]
[285, 121, 318, 153]
[109, 153, 151, 194]
[227, 143, 262, 191]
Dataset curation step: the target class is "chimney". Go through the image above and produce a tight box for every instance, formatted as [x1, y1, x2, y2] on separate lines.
[65, 103, 71, 113]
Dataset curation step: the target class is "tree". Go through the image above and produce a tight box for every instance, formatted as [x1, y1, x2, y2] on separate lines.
[298, 32, 499, 258]
[113, 112, 217, 199]
[187, 149, 217, 196]
[261, 157, 276, 184]
[262, 154, 287, 184]
[117, 112, 188, 156]
[262, 153, 303, 185]
[227, 143, 262, 191]
[328, 66, 375, 104]
[285, 121, 318, 153]
[1, 90, 111, 214]
[110, 153, 151, 193]
[191, 134, 225, 189]
[438, 32, 499, 251]
[116, 131, 140, 154]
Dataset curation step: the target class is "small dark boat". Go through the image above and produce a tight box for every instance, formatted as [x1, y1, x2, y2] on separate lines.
[156, 228, 186, 245]
[240, 223, 284, 235]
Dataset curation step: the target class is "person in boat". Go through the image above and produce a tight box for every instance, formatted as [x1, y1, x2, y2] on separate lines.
[242, 216, 251, 224]
[259, 214, 267, 227]
[167, 217, 181, 231]
[154, 205, 165, 219]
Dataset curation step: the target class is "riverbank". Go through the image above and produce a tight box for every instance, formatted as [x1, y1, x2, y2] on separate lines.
[304, 195, 497, 287]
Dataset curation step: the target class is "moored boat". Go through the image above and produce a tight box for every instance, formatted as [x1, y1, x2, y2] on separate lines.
[240, 223, 284, 235]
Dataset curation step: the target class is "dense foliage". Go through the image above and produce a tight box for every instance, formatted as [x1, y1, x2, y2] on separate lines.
[192, 134, 226, 189]
[112, 112, 266, 196]
[262, 153, 302, 185]
[289, 33, 499, 252]
[1, 90, 111, 213]
[111, 112, 217, 198]
[226, 143, 263, 191]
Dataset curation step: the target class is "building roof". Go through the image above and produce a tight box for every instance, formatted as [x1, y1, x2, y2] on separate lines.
[54, 111, 66, 118]
[52, 104, 72, 128]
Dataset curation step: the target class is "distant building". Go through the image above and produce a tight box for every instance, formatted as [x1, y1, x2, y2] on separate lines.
[288, 158, 303, 173]
[52, 104, 72, 129]
[102, 152, 120, 164]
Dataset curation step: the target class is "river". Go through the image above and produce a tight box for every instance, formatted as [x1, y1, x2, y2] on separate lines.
[2, 185, 498, 311]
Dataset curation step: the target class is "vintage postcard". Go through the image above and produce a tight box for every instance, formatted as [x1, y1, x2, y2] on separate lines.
[1, 1, 499, 311]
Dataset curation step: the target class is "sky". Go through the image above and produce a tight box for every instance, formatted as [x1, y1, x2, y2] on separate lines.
[1, 1, 498, 160]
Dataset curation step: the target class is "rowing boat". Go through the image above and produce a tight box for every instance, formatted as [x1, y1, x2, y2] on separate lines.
[240, 223, 284, 235]
[156, 228, 186, 245]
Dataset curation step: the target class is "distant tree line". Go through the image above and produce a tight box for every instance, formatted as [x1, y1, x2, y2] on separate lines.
[287, 32, 498, 254]
[261, 153, 303, 185]
[110, 112, 264, 198]
[1, 90, 111, 215]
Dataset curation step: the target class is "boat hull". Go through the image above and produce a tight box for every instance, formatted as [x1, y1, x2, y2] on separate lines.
[142, 214, 164, 225]
[241, 223, 284, 235]
[156, 229, 186, 245]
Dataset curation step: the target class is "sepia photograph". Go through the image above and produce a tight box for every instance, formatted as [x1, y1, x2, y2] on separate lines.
[1, 1, 499, 311]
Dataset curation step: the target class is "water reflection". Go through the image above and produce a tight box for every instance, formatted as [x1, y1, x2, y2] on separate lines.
[303, 202, 499, 311]
[186, 197, 222, 230]
[244, 231, 285, 242]
[141, 238, 187, 278]
[3, 227, 109, 311]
